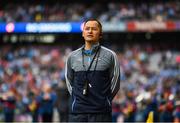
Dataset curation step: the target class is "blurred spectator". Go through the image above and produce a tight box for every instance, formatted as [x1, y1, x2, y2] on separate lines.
[55, 79, 69, 122]
[27, 91, 40, 123]
[112, 94, 121, 122]
[174, 88, 180, 122]
[38, 83, 57, 122]
[121, 88, 137, 122]
[142, 86, 159, 122]
[158, 82, 174, 122]
[0, 88, 16, 122]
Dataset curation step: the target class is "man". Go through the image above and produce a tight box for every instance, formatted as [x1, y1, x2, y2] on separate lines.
[65, 19, 120, 122]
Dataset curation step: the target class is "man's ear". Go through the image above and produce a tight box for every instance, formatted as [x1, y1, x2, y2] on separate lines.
[99, 32, 102, 39]
[82, 31, 84, 38]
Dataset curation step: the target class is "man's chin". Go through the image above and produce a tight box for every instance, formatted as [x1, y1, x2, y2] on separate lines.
[85, 39, 98, 42]
[86, 40, 93, 42]
[85, 40, 99, 45]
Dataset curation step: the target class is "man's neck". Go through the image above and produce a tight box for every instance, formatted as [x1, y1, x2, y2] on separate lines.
[85, 41, 98, 50]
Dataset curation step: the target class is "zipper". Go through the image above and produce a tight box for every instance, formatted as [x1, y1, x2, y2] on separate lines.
[88, 56, 91, 65]
[106, 97, 111, 106]
[72, 97, 76, 112]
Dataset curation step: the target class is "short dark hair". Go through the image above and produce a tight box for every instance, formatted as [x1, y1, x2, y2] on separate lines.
[83, 18, 102, 33]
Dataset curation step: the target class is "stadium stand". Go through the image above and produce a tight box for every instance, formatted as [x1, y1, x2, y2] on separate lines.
[0, 0, 180, 122]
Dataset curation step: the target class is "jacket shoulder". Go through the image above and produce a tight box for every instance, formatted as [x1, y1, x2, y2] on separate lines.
[101, 46, 117, 56]
[67, 47, 82, 59]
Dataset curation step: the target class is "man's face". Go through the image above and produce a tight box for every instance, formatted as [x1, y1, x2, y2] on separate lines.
[82, 20, 102, 43]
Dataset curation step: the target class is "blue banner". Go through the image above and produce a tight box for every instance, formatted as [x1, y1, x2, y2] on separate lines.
[0, 22, 83, 33]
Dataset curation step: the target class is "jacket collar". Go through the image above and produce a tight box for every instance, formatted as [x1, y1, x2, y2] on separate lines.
[82, 43, 100, 55]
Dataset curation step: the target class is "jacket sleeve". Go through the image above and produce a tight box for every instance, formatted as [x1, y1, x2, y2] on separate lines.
[110, 51, 120, 100]
[65, 54, 74, 95]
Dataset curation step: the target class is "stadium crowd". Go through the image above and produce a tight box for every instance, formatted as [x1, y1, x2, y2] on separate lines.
[0, 44, 180, 122]
[1, 0, 180, 122]
[0, 1, 180, 23]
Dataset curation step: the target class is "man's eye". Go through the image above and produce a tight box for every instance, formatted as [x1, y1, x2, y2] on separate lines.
[84, 27, 98, 31]
[85, 27, 90, 30]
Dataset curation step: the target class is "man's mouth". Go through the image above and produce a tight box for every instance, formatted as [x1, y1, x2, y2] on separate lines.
[87, 35, 93, 37]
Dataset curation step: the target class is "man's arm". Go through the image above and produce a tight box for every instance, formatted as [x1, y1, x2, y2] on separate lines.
[110, 51, 120, 100]
[65, 54, 73, 95]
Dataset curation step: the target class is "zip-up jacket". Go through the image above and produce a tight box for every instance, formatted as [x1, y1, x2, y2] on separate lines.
[65, 44, 120, 113]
